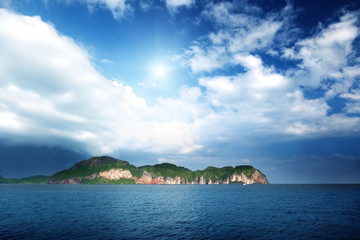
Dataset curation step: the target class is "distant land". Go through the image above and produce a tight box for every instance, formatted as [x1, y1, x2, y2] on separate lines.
[0, 175, 50, 184]
[1, 156, 269, 185]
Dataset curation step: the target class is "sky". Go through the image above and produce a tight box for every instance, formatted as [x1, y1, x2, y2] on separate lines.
[0, 0, 360, 183]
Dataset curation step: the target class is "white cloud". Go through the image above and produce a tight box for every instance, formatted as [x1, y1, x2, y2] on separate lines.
[202, 0, 287, 53]
[196, 73, 336, 142]
[198, 54, 290, 109]
[52, 0, 193, 16]
[0, 110, 24, 131]
[182, 5, 360, 145]
[139, 0, 153, 12]
[345, 102, 360, 114]
[325, 65, 360, 99]
[227, 20, 282, 53]
[153, 86, 207, 122]
[0, 9, 201, 155]
[202, 1, 257, 28]
[52, 0, 132, 20]
[177, 1, 286, 73]
[166, 0, 195, 12]
[341, 89, 360, 101]
[341, 89, 360, 114]
[283, 12, 359, 90]
[101, 58, 114, 64]
[82, 0, 132, 19]
[185, 45, 227, 73]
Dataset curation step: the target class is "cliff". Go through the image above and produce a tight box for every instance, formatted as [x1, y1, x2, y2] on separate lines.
[49, 156, 269, 185]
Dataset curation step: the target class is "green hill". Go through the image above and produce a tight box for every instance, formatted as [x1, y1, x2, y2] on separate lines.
[51, 156, 141, 180]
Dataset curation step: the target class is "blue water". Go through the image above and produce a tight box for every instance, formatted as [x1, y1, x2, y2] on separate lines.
[0, 184, 359, 240]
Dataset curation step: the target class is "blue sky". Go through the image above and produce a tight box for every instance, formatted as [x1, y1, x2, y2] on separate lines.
[0, 0, 360, 183]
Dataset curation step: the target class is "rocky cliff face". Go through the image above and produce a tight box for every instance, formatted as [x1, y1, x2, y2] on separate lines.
[134, 170, 268, 185]
[48, 169, 133, 184]
[230, 170, 269, 184]
[49, 168, 269, 185]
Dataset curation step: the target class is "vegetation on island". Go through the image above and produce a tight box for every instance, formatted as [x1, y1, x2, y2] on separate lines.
[140, 163, 255, 182]
[0, 175, 50, 184]
[139, 163, 194, 180]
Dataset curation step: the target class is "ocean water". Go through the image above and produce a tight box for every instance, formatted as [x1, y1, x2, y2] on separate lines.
[0, 184, 359, 240]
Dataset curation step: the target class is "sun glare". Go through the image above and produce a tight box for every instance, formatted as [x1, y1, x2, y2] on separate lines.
[152, 63, 168, 78]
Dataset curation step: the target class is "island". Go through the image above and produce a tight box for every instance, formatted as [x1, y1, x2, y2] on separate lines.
[48, 156, 269, 184]
[1, 156, 269, 185]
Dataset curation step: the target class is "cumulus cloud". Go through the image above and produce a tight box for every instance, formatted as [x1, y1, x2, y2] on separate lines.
[283, 12, 359, 92]
[178, 1, 287, 73]
[203, 1, 285, 53]
[83, 0, 132, 19]
[198, 54, 290, 109]
[184, 45, 227, 73]
[202, 1, 258, 28]
[341, 89, 360, 114]
[0, 9, 201, 155]
[165, 0, 195, 12]
[176, 2, 360, 150]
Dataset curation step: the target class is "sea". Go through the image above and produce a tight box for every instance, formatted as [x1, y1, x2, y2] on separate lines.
[0, 184, 359, 240]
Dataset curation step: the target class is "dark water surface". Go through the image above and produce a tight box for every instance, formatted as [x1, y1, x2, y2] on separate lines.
[0, 184, 359, 239]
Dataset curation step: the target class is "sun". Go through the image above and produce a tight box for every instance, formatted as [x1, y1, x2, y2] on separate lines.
[151, 63, 168, 78]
